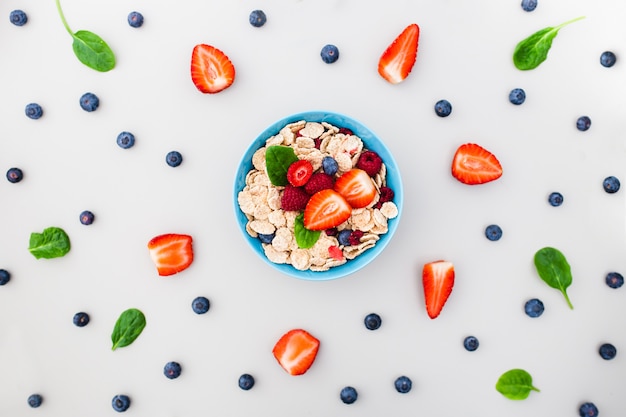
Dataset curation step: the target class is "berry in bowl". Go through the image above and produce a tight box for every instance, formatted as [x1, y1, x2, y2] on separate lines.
[234, 111, 403, 280]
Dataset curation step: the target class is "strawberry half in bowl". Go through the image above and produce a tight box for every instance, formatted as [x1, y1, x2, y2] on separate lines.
[234, 111, 403, 280]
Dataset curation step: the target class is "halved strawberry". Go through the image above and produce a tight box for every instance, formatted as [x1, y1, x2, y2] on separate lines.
[191, 44, 235, 94]
[333, 169, 377, 208]
[422, 260, 455, 319]
[378, 23, 420, 84]
[272, 329, 320, 376]
[147, 234, 194, 276]
[287, 160, 313, 187]
[451, 143, 503, 185]
[303, 189, 352, 231]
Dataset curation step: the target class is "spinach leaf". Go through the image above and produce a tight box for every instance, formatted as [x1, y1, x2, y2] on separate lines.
[55, 0, 116, 72]
[496, 369, 540, 400]
[534, 247, 574, 309]
[294, 213, 321, 249]
[28, 227, 71, 259]
[111, 308, 146, 351]
[513, 16, 585, 70]
[265, 145, 299, 186]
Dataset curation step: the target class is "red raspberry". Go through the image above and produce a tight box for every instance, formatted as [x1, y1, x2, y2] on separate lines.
[286, 160, 313, 187]
[325, 228, 338, 236]
[338, 128, 353, 136]
[281, 185, 310, 211]
[304, 172, 335, 195]
[348, 230, 364, 246]
[356, 151, 383, 177]
[374, 186, 394, 209]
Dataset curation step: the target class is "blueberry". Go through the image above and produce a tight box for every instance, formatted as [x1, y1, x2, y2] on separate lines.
[394, 376, 412, 393]
[25, 103, 43, 119]
[340, 386, 358, 404]
[509, 88, 526, 105]
[164, 361, 182, 379]
[166, 151, 183, 167]
[337, 229, 352, 246]
[117, 131, 135, 149]
[364, 313, 382, 330]
[603, 176, 620, 193]
[322, 156, 339, 176]
[463, 336, 479, 351]
[249, 10, 266, 27]
[257, 233, 275, 244]
[434, 99, 452, 117]
[112, 394, 131, 412]
[548, 191, 564, 207]
[605, 272, 624, 289]
[79, 210, 95, 225]
[599, 343, 617, 360]
[73, 312, 90, 327]
[191, 296, 210, 314]
[320, 44, 339, 64]
[238, 373, 255, 390]
[484, 224, 502, 241]
[27, 394, 42, 408]
[79, 92, 99, 112]
[6, 167, 23, 183]
[0, 269, 10, 285]
[576, 116, 591, 131]
[579, 402, 599, 417]
[127, 11, 144, 28]
[10, 10, 28, 26]
[520, 0, 537, 12]
[524, 298, 544, 318]
[600, 51, 616, 68]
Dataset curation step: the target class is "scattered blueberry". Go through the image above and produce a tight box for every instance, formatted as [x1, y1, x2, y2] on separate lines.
[238, 373, 255, 390]
[524, 298, 544, 318]
[10, 10, 27, 26]
[463, 336, 479, 351]
[73, 312, 90, 327]
[484, 224, 502, 241]
[112, 394, 131, 412]
[520, 0, 537, 12]
[605, 272, 624, 289]
[320, 44, 339, 64]
[337, 229, 352, 246]
[127, 11, 144, 28]
[117, 131, 135, 149]
[6, 167, 23, 183]
[322, 156, 339, 176]
[27, 394, 42, 408]
[257, 233, 275, 244]
[599, 343, 617, 360]
[166, 151, 183, 167]
[394, 376, 412, 393]
[25, 103, 43, 119]
[579, 402, 599, 417]
[548, 192, 564, 207]
[364, 313, 382, 330]
[0, 269, 10, 285]
[509, 88, 526, 105]
[434, 99, 452, 117]
[79, 210, 95, 225]
[79, 92, 99, 112]
[164, 361, 182, 379]
[576, 116, 591, 131]
[600, 51, 616, 68]
[602, 176, 620, 193]
[340, 386, 358, 404]
[249, 10, 266, 27]
[191, 296, 210, 314]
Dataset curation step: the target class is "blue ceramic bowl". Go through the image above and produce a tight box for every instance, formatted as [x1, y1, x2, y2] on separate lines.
[234, 111, 403, 280]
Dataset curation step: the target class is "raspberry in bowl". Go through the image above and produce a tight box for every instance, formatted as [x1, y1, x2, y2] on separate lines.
[234, 111, 403, 280]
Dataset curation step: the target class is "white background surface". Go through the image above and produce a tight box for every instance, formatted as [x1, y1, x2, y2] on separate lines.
[1, 0, 625, 415]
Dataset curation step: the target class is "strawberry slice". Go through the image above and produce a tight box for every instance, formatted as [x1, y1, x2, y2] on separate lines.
[422, 260, 455, 319]
[378, 23, 420, 84]
[333, 169, 377, 209]
[303, 189, 352, 231]
[147, 234, 194, 276]
[272, 329, 320, 376]
[287, 160, 313, 187]
[451, 143, 503, 185]
[191, 44, 235, 94]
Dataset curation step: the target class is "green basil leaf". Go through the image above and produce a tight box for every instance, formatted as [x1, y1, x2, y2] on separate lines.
[294, 213, 321, 249]
[513, 16, 585, 70]
[111, 308, 146, 351]
[533, 247, 574, 309]
[28, 227, 71, 259]
[72, 30, 116, 72]
[265, 145, 299, 186]
[496, 369, 540, 400]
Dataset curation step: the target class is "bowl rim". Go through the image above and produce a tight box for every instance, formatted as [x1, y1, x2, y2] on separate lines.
[233, 110, 403, 281]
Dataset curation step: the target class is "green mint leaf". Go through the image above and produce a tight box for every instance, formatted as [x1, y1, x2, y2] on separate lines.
[496, 369, 540, 400]
[294, 213, 321, 249]
[28, 227, 71, 259]
[533, 247, 574, 309]
[513, 16, 585, 70]
[111, 308, 146, 351]
[265, 145, 299, 186]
